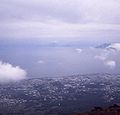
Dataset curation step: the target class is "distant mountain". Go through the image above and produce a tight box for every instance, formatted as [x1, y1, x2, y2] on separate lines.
[96, 43, 120, 51]
[96, 43, 111, 49]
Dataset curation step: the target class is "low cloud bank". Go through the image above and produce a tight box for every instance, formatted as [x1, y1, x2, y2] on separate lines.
[76, 48, 82, 53]
[104, 60, 116, 69]
[95, 54, 116, 69]
[0, 61, 27, 83]
[108, 43, 120, 51]
[94, 43, 119, 69]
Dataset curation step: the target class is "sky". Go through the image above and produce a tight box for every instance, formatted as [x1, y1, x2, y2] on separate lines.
[0, 0, 120, 82]
[0, 0, 120, 42]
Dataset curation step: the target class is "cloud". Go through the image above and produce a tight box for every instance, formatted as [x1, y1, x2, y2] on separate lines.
[0, 0, 120, 23]
[0, 61, 27, 83]
[104, 60, 116, 69]
[38, 60, 45, 64]
[94, 47, 117, 69]
[76, 48, 82, 53]
[94, 55, 106, 61]
[94, 50, 109, 61]
[108, 43, 120, 51]
[0, 0, 120, 41]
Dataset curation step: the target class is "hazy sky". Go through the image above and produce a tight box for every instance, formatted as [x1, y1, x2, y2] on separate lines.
[0, 0, 120, 42]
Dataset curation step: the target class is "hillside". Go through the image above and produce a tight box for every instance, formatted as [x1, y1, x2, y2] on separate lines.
[75, 104, 120, 115]
[0, 73, 120, 115]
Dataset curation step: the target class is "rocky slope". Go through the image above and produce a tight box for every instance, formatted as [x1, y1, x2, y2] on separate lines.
[75, 104, 120, 115]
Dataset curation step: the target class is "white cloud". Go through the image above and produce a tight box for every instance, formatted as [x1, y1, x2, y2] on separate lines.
[76, 48, 82, 53]
[104, 60, 116, 69]
[0, 61, 27, 83]
[94, 50, 109, 61]
[94, 55, 106, 61]
[108, 43, 120, 51]
[38, 60, 45, 64]
[94, 48, 117, 69]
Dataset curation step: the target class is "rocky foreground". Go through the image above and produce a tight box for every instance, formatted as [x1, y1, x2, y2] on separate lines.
[75, 104, 120, 115]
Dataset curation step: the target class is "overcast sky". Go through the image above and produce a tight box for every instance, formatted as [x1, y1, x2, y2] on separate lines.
[0, 0, 120, 42]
